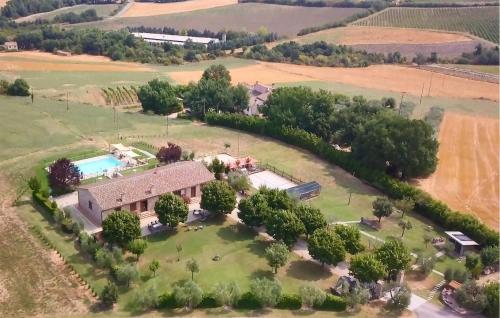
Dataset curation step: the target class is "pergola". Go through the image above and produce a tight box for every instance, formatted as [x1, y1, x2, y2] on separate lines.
[444, 231, 479, 256]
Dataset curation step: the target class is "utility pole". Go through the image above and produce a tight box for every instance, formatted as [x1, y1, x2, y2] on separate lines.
[399, 92, 405, 116]
[419, 82, 425, 105]
[66, 92, 69, 111]
[348, 190, 352, 205]
[427, 73, 434, 97]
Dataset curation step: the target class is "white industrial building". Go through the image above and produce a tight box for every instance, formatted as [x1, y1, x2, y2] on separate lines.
[132, 32, 220, 47]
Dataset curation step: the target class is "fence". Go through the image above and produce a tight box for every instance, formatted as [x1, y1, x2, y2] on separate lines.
[258, 162, 304, 185]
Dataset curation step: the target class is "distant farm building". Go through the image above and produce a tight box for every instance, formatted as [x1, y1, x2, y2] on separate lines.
[1, 41, 18, 51]
[243, 82, 273, 116]
[77, 161, 214, 225]
[286, 181, 321, 200]
[132, 32, 220, 47]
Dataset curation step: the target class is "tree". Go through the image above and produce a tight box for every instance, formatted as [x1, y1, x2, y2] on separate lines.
[176, 242, 183, 261]
[423, 233, 433, 248]
[186, 258, 199, 280]
[100, 281, 119, 307]
[154, 193, 189, 227]
[48, 158, 81, 193]
[299, 285, 326, 309]
[258, 187, 295, 211]
[308, 227, 346, 267]
[480, 246, 499, 267]
[230, 83, 250, 113]
[372, 197, 393, 223]
[352, 114, 438, 179]
[156, 143, 182, 164]
[7, 78, 30, 96]
[138, 79, 181, 115]
[465, 252, 483, 279]
[264, 210, 305, 247]
[375, 239, 411, 279]
[200, 180, 236, 215]
[114, 263, 139, 288]
[333, 224, 364, 254]
[394, 198, 414, 218]
[174, 281, 204, 309]
[484, 282, 499, 318]
[95, 248, 116, 269]
[102, 211, 141, 247]
[131, 284, 160, 311]
[208, 158, 226, 180]
[212, 281, 241, 308]
[415, 253, 435, 276]
[250, 278, 282, 308]
[398, 219, 413, 238]
[227, 171, 251, 194]
[237, 193, 270, 227]
[128, 239, 148, 261]
[149, 259, 160, 277]
[349, 253, 386, 283]
[27, 177, 41, 193]
[264, 242, 289, 274]
[201, 64, 231, 83]
[455, 280, 487, 312]
[388, 284, 411, 310]
[293, 205, 326, 239]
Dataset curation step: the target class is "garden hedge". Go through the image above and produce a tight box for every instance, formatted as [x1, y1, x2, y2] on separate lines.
[205, 112, 498, 247]
[276, 294, 302, 310]
[314, 294, 347, 311]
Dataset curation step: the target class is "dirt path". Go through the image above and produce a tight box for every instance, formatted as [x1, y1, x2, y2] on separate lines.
[169, 61, 499, 101]
[417, 113, 499, 229]
[121, 0, 238, 18]
[0, 175, 91, 316]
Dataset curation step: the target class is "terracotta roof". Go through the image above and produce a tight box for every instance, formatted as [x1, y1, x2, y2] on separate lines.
[78, 161, 214, 210]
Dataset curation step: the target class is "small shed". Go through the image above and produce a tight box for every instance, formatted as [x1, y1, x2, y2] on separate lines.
[444, 231, 479, 256]
[2, 41, 18, 51]
[286, 181, 321, 200]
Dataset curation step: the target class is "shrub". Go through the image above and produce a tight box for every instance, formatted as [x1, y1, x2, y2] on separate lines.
[198, 295, 218, 308]
[235, 291, 262, 309]
[158, 293, 179, 309]
[314, 294, 347, 311]
[276, 293, 302, 310]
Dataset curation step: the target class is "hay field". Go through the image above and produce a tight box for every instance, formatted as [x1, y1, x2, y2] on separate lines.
[15, 3, 120, 23]
[293, 26, 474, 45]
[418, 113, 499, 229]
[0, 51, 153, 72]
[121, 0, 238, 17]
[87, 4, 367, 37]
[169, 61, 499, 101]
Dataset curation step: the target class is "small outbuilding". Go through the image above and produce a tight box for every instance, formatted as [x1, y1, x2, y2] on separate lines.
[286, 181, 321, 200]
[444, 231, 479, 256]
[1, 41, 18, 51]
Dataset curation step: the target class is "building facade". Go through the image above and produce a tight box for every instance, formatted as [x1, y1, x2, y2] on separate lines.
[77, 161, 214, 225]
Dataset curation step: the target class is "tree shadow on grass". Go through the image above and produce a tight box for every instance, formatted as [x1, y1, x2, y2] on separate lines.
[286, 260, 332, 282]
[250, 269, 274, 281]
[290, 308, 317, 316]
[216, 223, 255, 242]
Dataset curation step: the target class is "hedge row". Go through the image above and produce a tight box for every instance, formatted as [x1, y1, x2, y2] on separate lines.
[158, 291, 345, 311]
[205, 112, 498, 247]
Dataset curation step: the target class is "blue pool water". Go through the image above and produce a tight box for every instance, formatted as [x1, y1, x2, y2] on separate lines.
[74, 155, 125, 176]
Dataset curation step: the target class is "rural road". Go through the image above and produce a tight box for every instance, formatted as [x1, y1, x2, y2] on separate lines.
[414, 302, 479, 318]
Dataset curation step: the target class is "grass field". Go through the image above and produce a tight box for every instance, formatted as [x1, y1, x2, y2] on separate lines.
[353, 7, 500, 43]
[82, 3, 368, 37]
[15, 3, 121, 23]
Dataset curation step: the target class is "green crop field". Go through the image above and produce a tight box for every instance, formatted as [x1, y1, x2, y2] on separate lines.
[354, 7, 500, 43]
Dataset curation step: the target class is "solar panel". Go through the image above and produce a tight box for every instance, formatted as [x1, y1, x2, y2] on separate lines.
[454, 234, 473, 242]
[286, 181, 321, 200]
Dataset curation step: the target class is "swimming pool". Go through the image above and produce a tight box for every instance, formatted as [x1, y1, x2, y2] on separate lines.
[74, 155, 125, 177]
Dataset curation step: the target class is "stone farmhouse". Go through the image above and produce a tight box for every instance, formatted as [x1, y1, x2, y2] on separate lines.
[77, 161, 214, 225]
[243, 82, 273, 116]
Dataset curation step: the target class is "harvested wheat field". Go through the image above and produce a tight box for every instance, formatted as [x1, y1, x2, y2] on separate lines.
[121, 0, 237, 18]
[0, 51, 153, 72]
[0, 0, 7, 8]
[169, 62, 499, 101]
[418, 113, 499, 229]
[295, 26, 473, 45]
